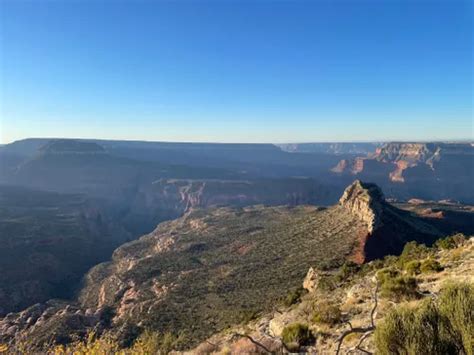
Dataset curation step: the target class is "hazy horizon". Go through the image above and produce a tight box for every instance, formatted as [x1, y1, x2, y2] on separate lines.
[2, 136, 474, 146]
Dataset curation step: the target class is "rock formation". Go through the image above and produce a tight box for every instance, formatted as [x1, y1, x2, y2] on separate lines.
[331, 142, 474, 203]
[302, 267, 320, 292]
[338, 180, 384, 233]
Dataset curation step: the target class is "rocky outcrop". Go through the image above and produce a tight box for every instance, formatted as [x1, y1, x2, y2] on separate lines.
[0, 300, 110, 347]
[339, 180, 384, 233]
[339, 180, 441, 262]
[302, 267, 321, 292]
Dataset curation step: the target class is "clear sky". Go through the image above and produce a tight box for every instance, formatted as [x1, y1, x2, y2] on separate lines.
[0, 0, 472, 144]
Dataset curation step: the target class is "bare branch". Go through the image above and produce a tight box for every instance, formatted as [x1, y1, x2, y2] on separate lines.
[369, 282, 379, 328]
[348, 330, 374, 354]
[336, 281, 379, 355]
[231, 333, 272, 354]
[344, 320, 354, 330]
[336, 326, 375, 355]
[265, 332, 291, 353]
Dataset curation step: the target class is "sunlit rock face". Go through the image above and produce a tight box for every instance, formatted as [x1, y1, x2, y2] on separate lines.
[339, 180, 384, 233]
[331, 143, 474, 203]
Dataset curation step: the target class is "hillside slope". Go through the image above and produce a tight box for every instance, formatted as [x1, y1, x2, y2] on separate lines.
[0, 186, 131, 316]
[0, 181, 445, 350]
[193, 236, 473, 354]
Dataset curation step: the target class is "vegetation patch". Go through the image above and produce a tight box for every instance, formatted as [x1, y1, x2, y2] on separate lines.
[47, 330, 186, 355]
[378, 268, 419, 300]
[312, 302, 342, 326]
[375, 282, 474, 355]
[397, 241, 432, 269]
[282, 286, 307, 307]
[403, 260, 421, 275]
[420, 258, 443, 274]
[435, 233, 467, 250]
[281, 323, 315, 352]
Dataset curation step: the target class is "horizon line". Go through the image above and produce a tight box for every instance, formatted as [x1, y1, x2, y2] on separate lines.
[2, 136, 473, 146]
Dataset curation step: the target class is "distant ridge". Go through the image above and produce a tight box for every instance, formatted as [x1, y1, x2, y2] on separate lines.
[39, 139, 106, 154]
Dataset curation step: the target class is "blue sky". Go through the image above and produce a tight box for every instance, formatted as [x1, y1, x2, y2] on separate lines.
[0, 0, 472, 144]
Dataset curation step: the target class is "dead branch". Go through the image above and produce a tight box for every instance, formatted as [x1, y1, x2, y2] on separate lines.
[369, 282, 379, 328]
[265, 332, 292, 353]
[336, 326, 375, 355]
[335, 282, 379, 355]
[347, 330, 373, 354]
[231, 333, 272, 354]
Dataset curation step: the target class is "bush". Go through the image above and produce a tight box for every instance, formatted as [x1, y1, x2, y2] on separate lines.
[317, 274, 338, 292]
[379, 270, 419, 300]
[312, 303, 342, 325]
[283, 287, 307, 307]
[398, 241, 431, 269]
[437, 282, 474, 355]
[336, 261, 360, 282]
[375, 282, 474, 355]
[377, 267, 401, 283]
[375, 300, 453, 354]
[420, 258, 443, 274]
[369, 259, 386, 270]
[281, 323, 315, 352]
[404, 258, 443, 275]
[132, 330, 185, 354]
[435, 234, 467, 250]
[51, 330, 186, 354]
[53, 332, 121, 354]
[383, 255, 399, 267]
[404, 260, 421, 275]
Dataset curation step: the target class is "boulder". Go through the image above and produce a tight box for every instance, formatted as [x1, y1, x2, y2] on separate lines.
[303, 267, 320, 292]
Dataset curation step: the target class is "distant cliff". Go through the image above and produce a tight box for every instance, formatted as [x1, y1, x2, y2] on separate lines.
[331, 142, 474, 203]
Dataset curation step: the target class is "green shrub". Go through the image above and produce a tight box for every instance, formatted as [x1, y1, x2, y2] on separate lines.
[437, 282, 474, 355]
[377, 267, 401, 283]
[370, 259, 386, 270]
[383, 255, 399, 267]
[435, 234, 467, 250]
[312, 303, 342, 325]
[318, 259, 342, 271]
[336, 261, 359, 282]
[404, 260, 421, 275]
[379, 271, 419, 300]
[317, 274, 338, 292]
[375, 282, 474, 355]
[132, 330, 185, 354]
[50, 330, 186, 354]
[398, 241, 431, 268]
[281, 323, 315, 352]
[375, 300, 453, 354]
[283, 287, 307, 307]
[420, 258, 443, 274]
